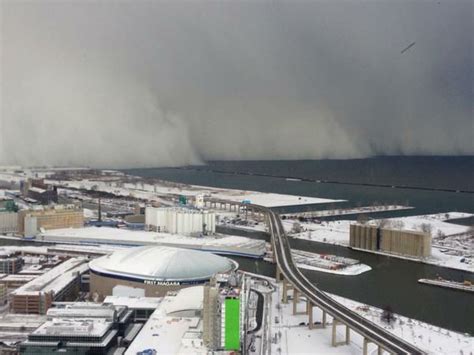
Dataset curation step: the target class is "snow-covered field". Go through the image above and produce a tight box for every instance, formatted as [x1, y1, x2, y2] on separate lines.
[48, 177, 344, 208]
[271, 284, 473, 354]
[267, 213, 473, 272]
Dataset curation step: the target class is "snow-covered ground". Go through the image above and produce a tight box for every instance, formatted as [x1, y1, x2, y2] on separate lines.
[379, 212, 473, 237]
[270, 284, 473, 355]
[48, 176, 345, 208]
[227, 212, 473, 273]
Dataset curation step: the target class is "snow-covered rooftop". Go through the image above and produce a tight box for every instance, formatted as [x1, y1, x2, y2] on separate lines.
[103, 296, 161, 310]
[39, 227, 266, 257]
[12, 257, 88, 296]
[89, 246, 237, 282]
[49, 177, 344, 208]
[124, 286, 206, 355]
[32, 318, 112, 337]
[161, 286, 204, 316]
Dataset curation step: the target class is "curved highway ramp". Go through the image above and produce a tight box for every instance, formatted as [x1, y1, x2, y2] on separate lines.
[261, 205, 425, 355]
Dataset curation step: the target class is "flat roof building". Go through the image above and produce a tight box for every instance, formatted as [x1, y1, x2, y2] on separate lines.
[103, 296, 161, 322]
[0, 212, 18, 234]
[125, 286, 206, 355]
[10, 257, 89, 314]
[19, 302, 138, 354]
[0, 250, 23, 274]
[18, 206, 84, 237]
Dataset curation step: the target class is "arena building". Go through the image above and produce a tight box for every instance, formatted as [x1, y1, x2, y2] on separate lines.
[89, 246, 237, 300]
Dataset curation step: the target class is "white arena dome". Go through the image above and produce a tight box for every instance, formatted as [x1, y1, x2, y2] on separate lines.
[89, 245, 238, 284]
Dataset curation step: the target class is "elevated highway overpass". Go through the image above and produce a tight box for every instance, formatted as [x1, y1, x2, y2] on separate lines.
[254, 204, 425, 355]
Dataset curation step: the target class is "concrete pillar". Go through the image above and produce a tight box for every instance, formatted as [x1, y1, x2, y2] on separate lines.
[377, 346, 383, 355]
[292, 289, 297, 314]
[322, 310, 327, 328]
[332, 319, 350, 347]
[331, 319, 338, 346]
[281, 279, 291, 304]
[363, 338, 369, 355]
[307, 301, 313, 329]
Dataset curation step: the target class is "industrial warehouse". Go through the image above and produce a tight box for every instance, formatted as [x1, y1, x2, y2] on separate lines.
[349, 224, 432, 258]
[89, 246, 238, 299]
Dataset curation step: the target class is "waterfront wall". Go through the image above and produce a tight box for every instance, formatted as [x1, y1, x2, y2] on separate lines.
[350, 224, 431, 258]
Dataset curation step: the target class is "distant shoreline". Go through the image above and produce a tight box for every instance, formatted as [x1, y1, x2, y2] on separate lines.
[170, 166, 474, 194]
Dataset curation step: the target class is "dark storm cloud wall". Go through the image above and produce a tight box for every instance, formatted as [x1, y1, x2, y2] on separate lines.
[1, 1, 472, 167]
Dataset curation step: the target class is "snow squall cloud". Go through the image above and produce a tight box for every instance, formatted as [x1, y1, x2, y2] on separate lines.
[1, 1, 472, 168]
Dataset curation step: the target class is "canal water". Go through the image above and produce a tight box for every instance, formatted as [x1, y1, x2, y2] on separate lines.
[124, 159, 474, 334]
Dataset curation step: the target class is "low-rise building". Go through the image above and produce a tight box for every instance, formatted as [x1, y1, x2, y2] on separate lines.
[125, 286, 206, 355]
[103, 296, 161, 322]
[0, 284, 7, 306]
[0, 212, 18, 234]
[20, 179, 58, 205]
[0, 275, 36, 289]
[10, 258, 89, 314]
[0, 250, 23, 274]
[18, 302, 138, 354]
[18, 206, 84, 237]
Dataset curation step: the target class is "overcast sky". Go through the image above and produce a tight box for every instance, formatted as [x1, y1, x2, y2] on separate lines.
[1, 0, 472, 167]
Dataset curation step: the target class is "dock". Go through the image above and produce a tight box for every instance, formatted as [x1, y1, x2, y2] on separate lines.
[418, 278, 474, 293]
[281, 205, 413, 219]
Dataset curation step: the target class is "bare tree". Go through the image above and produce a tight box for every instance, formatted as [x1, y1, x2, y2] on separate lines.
[357, 214, 369, 224]
[292, 221, 302, 234]
[467, 225, 474, 238]
[391, 220, 405, 230]
[420, 223, 432, 235]
[381, 305, 395, 324]
[376, 219, 390, 229]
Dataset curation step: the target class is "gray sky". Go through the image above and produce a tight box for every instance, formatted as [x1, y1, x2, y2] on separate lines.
[1, 0, 472, 167]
